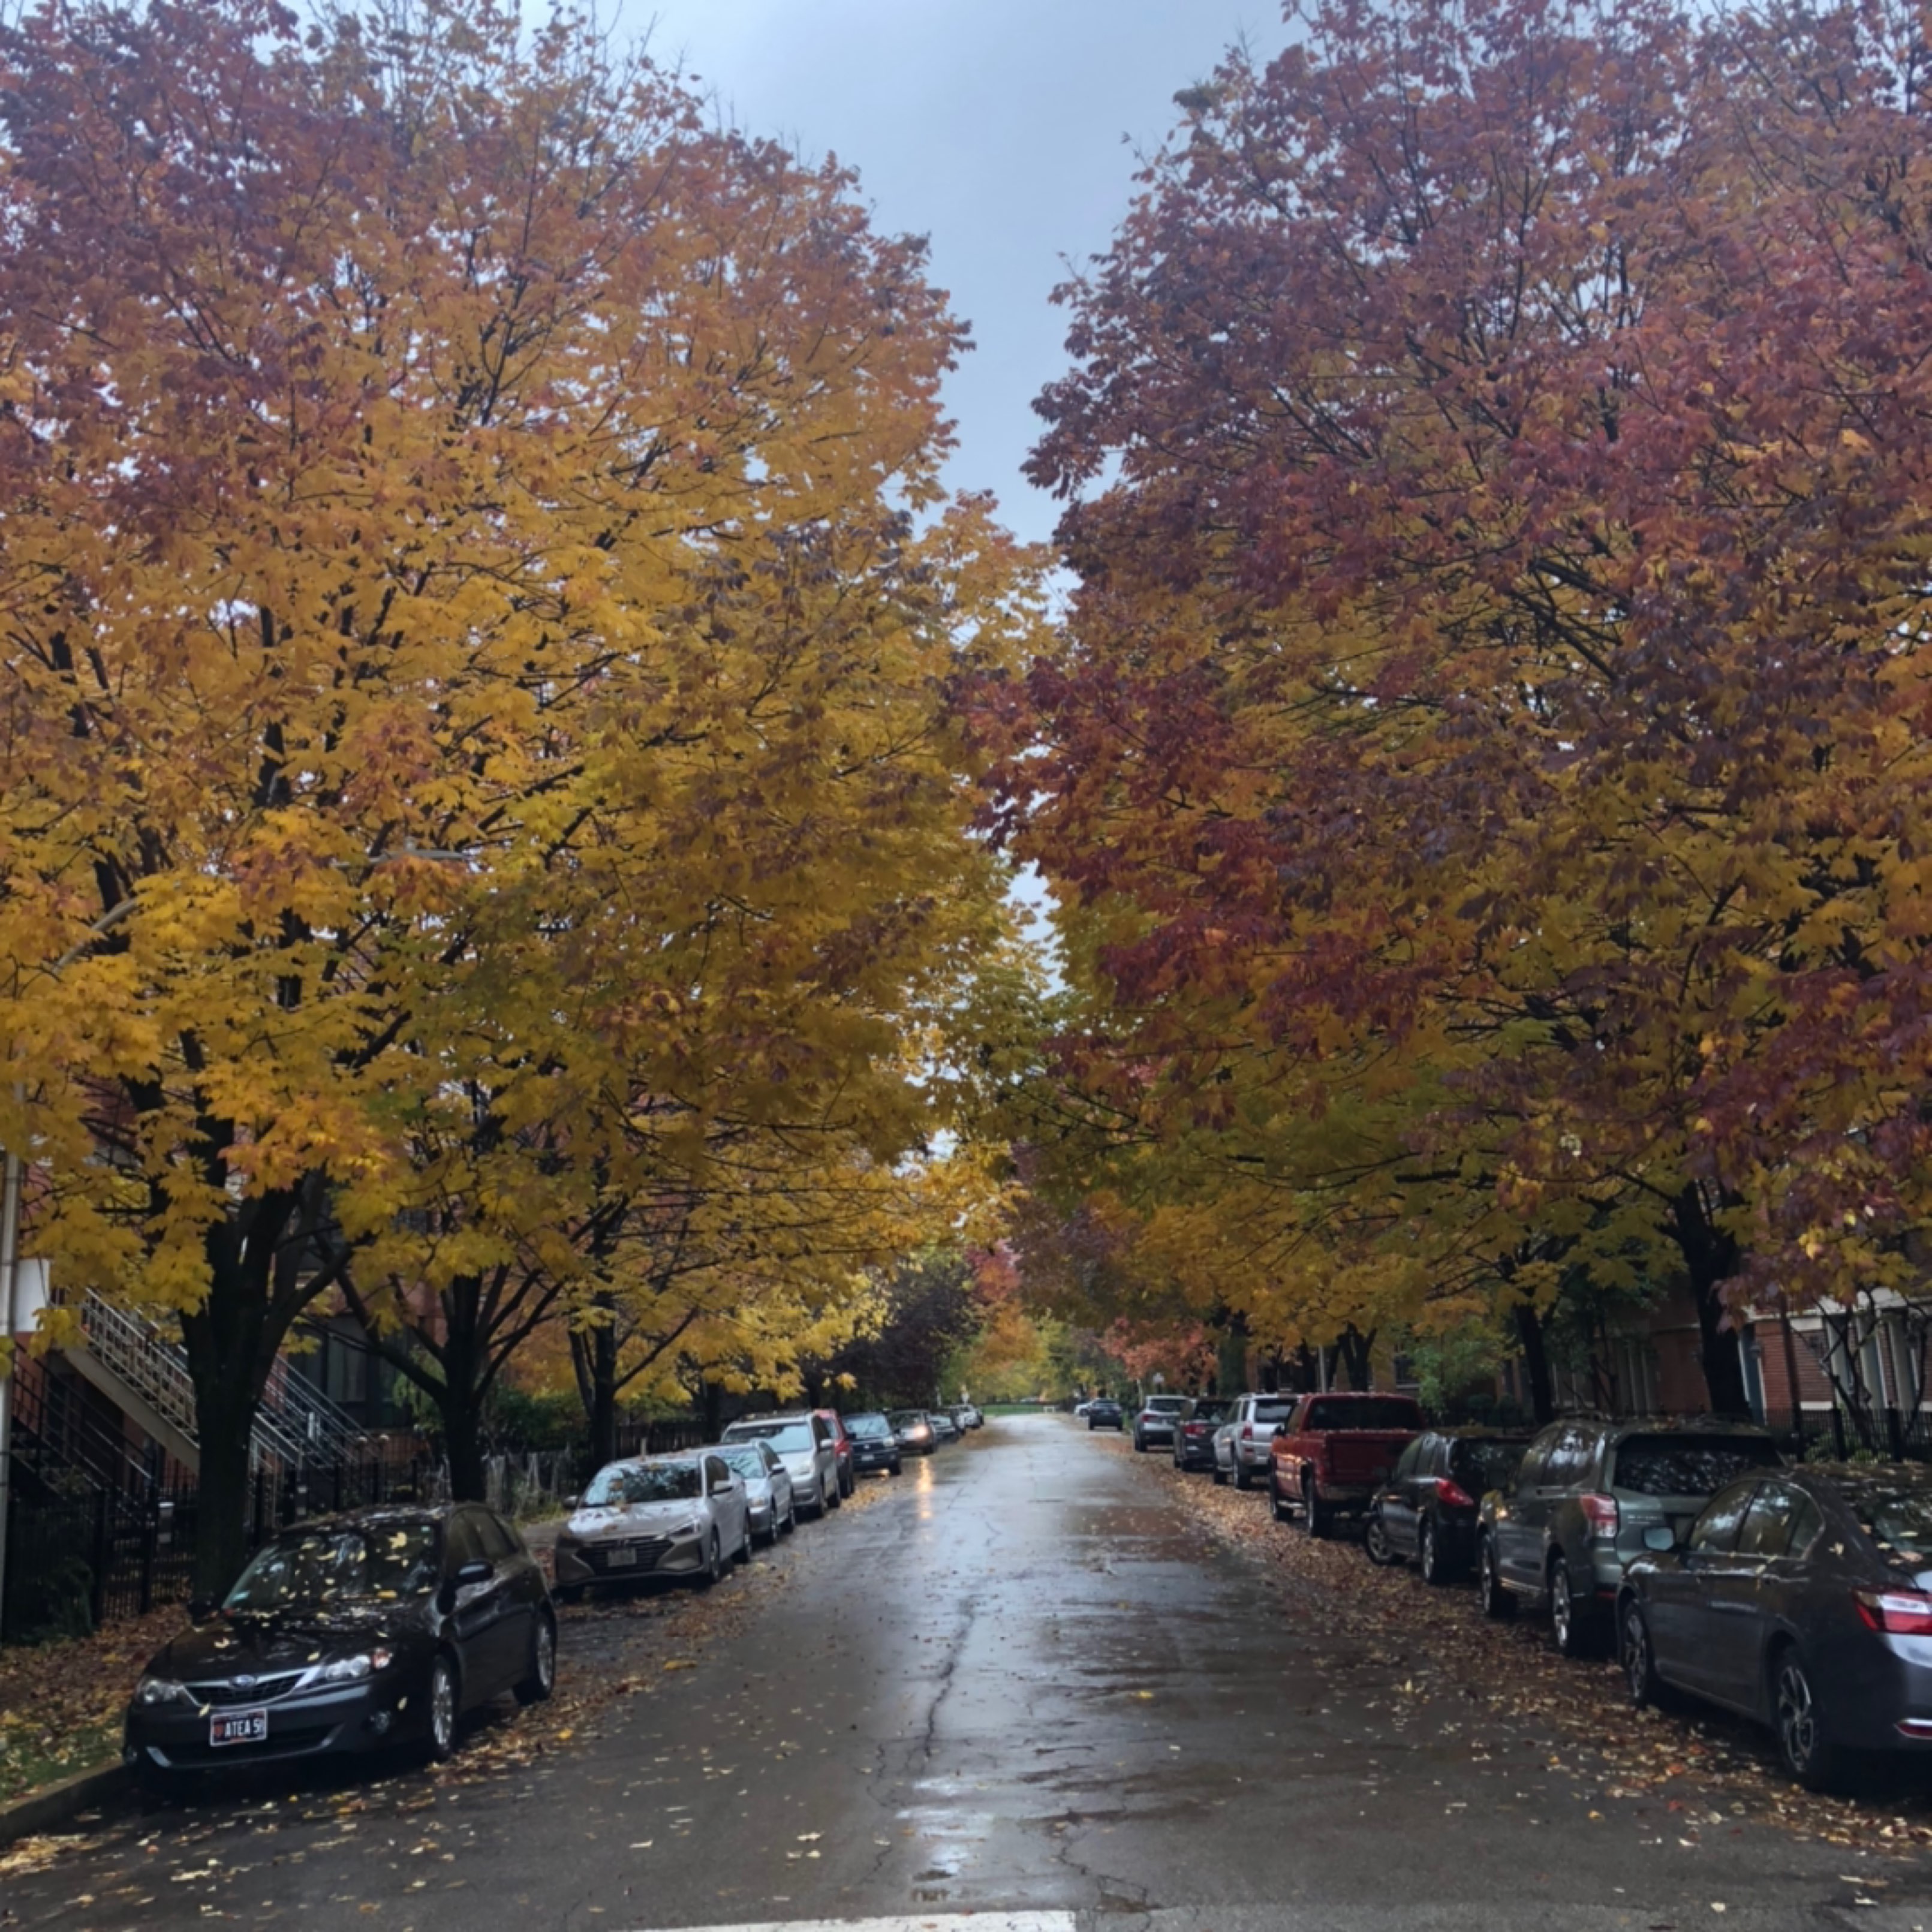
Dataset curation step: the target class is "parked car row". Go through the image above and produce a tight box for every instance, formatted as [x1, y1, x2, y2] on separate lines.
[1131, 1392, 1932, 1793]
[124, 1400, 974, 1789]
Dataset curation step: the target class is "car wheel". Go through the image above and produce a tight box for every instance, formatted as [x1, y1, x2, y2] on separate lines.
[1621, 1599, 1669, 1711]
[700, 1530, 724, 1587]
[1549, 1556, 1596, 1658]
[784, 1497, 798, 1534]
[1770, 1645, 1849, 1792]
[1363, 1510, 1398, 1566]
[1133, 1431, 1146, 1452]
[516, 1612, 557, 1706]
[891, 1458, 902, 1476]
[554, 1583, 585, 1606]
[734, 1522, 752, 1564]
[1418, 1516, 1447, 1586]
[1212, 1462, 1227, 1486]
[426, 1653, 460, 1762]
[1269, 1468, 1291, 1524]
[827, 1475, 843, 1511]
[1479, 1537, 1516, 1620]
[1233, 1457, 1252, 1491]
[1302, 1470, 1329, 1538]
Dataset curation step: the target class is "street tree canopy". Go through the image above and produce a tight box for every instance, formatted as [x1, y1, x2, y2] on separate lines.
[0, 0, 1037, 1586]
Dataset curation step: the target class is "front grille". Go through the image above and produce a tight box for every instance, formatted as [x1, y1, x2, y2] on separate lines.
[188, 1672, 306, 1707]
[584, 1536, 672, 1573]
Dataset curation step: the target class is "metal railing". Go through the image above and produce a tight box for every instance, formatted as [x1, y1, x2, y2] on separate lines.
[78, 1292, 367, 1471]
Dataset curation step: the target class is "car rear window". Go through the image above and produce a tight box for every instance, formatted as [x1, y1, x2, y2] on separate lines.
[1251, 1400, 1297, 1424]
[1188, 1400, 1232, 1423]
[1146, 1397, 1186, 1413]
[1302, 1397, 1424, 1431]
[1450, 1439, 1531, 1493]
[1611, 1434, 1781, 1498]
[1850, 1485, 1932, 1563]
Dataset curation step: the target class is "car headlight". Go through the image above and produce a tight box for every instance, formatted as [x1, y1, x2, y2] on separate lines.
[321, 1648, 394, 1683]
[667, 1520, 700, 1539]
[135, 1675, 191, 1708]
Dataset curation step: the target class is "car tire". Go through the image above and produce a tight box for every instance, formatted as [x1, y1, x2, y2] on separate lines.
[555, 1583, 585, 1606]
[890, 1458, 902, 1476]
[426, 1653, 460, 1762]
[1302, 1469, 1329, 1539]
[784, 1497, 798, 1535]
[1133, 1432, 1146, 1452]
[1772, 1644, 1850, 1793]
[700, 1530, 724, 1587]
[516, 1612, 557, 1706]
[1212, 1462, 1227, 1486]
[1620, 1598, 1674, 1711]
[1233, 1457, 1252, 1491]
[734, 1523, 752, 1564]
[1269, 1469, 1292, 1524]
[827, 1475, 843, 1511]
[1549, 1556, 1597, 1658]
[1479, 1537, 1516, 1620]
[1363, 1510, 1398, 1566]
[1418, 1516, 1448, 1586]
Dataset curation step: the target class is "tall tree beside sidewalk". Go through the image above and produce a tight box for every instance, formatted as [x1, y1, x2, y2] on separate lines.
[0, 0, 1032, 1586]
[997, 0, 1932, 1413]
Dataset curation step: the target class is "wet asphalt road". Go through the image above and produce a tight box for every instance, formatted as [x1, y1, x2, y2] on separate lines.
[4, 1413, 1926, 1931]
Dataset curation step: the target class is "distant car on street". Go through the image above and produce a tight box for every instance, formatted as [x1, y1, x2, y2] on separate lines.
[1173, 1397, 1233, 1472]
[842, 1410, 904, 1477]
[1364, 1428, 1534, 1582]
[717, 1440, 797, 1543]
[959, 1404, 985, 1430]
[929, 1409, 961, 1444]
[125, 1503, 555, 1784]
[1619, 1462, 1932, 1791]
[1477, 1416, 1783, 1657]
[1086, 1398, 1124, 1431]
[1133, 1395, 1187, 1452]
[554, 1451, 752, 1599]
[722, 1413, 842, 1518]
[1216, 1394, 1301, 1489]
[891, 1409, 937, 1454]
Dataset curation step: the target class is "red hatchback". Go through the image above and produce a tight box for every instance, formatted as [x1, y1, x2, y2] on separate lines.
[814, 1409, 856, 1498]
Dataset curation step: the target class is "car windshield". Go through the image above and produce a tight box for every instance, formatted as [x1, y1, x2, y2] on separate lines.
[1612, 1434, 1781, 1498]
[725, 1421, 813, 1453]
[718, 1448, 771, 1482]
[846, 1415, 891, 1439]
[583, 1462, 702, 1505]
[1450, 1439, 1531, 1492]
[1852, 1484, 1932, 1563]
[224, 1522, 439, 1611]
[1303, 1397, 1422, 1430]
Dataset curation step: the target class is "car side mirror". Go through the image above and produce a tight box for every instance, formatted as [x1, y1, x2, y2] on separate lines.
[1642, 1525, 1677, 1553]
[452, 1558, 493, 1591]
[563, 1494, 579, 1510]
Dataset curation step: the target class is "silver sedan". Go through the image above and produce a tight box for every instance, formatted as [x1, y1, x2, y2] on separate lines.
[553, 1450, 751, 1599]
[717, 1441, 796, 1545]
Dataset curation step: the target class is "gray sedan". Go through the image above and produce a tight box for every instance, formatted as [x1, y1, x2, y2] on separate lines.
[717, 1440, 796, 1545]
[1619, 1462, 1932, 1792]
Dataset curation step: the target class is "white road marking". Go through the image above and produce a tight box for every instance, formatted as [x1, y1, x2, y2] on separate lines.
[619, 1918, 1076, 1932]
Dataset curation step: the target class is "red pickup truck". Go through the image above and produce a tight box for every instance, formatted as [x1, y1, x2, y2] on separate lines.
[1269, 1392, 1424, 1537]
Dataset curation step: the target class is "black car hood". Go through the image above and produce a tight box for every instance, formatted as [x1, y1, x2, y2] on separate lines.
[152, 1604, 423, 1679]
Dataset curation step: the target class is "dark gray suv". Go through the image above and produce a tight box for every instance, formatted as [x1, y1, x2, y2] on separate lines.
[1476, 1416, 1783, 1657]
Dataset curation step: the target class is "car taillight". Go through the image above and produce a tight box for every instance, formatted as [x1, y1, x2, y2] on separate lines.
[1578, 1492, 1619, 1536]
[1855, 1590, 1932, 1636]
[1242, 1425, 1253, 1440]
[1435, 1477, 1475, 1509]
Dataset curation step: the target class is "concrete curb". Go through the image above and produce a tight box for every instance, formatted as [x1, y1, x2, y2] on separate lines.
[0, 1758, 126, 1849]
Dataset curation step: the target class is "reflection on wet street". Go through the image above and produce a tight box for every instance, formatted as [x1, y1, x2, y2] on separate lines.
[0, 1415, 1903, 1932]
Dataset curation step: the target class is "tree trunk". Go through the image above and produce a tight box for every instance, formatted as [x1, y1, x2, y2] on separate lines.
[568, 1311, 619, 1470]
[1511, 1297, 1555, 1424]
[432, 1282, 490, 1501]
[1335, 1325, 1375, 1391]
[177, 1194, 309, 1599]
[1671, 1184, 1752, 1418]
[1214, 1317, 1250, 1397]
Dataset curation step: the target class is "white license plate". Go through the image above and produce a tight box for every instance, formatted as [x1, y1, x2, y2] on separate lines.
[604, 1547, 638, 1569]
[209, 1708, 268, 1748]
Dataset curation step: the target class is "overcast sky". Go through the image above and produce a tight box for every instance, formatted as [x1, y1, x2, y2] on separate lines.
[636, 0, 1290, 547]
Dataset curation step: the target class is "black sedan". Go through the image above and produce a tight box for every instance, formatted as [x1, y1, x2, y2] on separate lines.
[1172, 1397, 1233, 1471]
[124, 1503, 555, 1784]
[1364, 1428, 1534, 1582]
[1618, 1463, 1932, 1791]
[1087, 1399, 1124, 1431]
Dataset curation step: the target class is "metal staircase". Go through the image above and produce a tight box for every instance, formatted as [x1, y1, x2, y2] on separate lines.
[68, 1292, 366, 1475]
